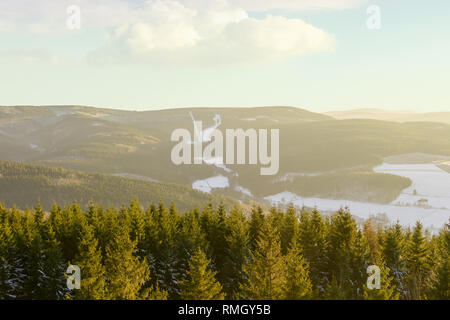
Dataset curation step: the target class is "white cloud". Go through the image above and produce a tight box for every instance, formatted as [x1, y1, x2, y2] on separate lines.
[90, 0, 335, 65]
[0, 0, 336, 65]
[182, 0, 366, 11]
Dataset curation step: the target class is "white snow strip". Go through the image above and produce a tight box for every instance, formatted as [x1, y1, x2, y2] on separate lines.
[192, 175, 230, 194]
[235, 186, 253, 197]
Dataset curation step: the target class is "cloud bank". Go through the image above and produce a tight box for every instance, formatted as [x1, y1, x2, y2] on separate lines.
[182, 0, 366, 11]
[0, 0, 340, 65]
[91, 0, 336, 65]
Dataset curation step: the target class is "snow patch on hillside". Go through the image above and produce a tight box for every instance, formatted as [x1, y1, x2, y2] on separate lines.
[266, 163, 450, 230]
[193, 175, 229, 194]
[29, 143, 44, 152]
[235, 186, 253, 197]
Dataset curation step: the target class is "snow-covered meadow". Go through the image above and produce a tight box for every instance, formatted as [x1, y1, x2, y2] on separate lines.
[266, 163, 450, 230]
[192, 175, 230, 194]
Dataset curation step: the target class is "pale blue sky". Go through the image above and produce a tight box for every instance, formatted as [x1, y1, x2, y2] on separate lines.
[0, 0, 449, 112]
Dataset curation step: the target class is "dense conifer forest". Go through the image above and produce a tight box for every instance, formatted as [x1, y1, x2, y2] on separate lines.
[0, 161, 236, 211]
[0, 200, 448, 300]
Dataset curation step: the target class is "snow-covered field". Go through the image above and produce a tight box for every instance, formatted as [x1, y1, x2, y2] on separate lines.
[374, 163, 450, 209]
[266, 163, 450, 230]
[192, 175, 230, 193]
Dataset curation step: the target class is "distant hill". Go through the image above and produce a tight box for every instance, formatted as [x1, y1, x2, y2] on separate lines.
[326, 108, 450, 124]
[2, 105, 450, 204]
[0, 160, 237, 211]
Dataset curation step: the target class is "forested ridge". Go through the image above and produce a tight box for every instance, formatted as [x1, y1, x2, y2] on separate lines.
[0, 161, 236, 211]
[0, 200, 448, 300]
[3, 105, 450, 204]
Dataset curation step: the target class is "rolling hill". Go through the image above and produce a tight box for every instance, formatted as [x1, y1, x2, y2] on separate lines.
[326, 108, 450, 124]
[0, 160, 237, 211]
[2, 105, 450, 204]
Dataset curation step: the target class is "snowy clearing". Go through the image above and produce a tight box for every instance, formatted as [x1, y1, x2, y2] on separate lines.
[192, 175, 230, 194]
[266, 163, 450, 230]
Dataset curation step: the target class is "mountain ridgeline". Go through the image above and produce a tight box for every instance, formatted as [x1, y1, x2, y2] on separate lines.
[2, 105, 450, 206]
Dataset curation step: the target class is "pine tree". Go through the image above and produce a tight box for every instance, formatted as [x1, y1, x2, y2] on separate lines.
[173, 208, 208, 298]
[21, 224, 68, 300]
[351, 229, 371, 299]
[429, 221, 449, 299]
[148, 201, 180, 298]
[39, 225, 70, 300]
[326, 208, 366, 299]
[283, 240, 312, 300]
[180, 248, 224, 300]
[104, 226, 150, 300]
[0, 220, 25, 299]
[209, 203, 228, 286]
[142, 283, 169, 300]
[240, 218, 286, 300]
[58, 203, 87, 262]
[363, 260, 400, 300]
[126, 199, 147, 258]
[223, 206, 250, 298]
[363, 219, 381, 264]
[298, 209, 329, 295]
[382, 222, 407, 298]
[73, 223, 106, 300]
[249, 206, 265, 251]
[280, 205, 299, 255]
[405, 222, 431, 300]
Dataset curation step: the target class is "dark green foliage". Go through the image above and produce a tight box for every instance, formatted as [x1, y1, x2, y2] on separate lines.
[0, 161, 236, 212]
[180, 249, 225, 300]
[240, 217, 286, 300]
[0, 200, 447, 300]
[429, 221, 450, 299]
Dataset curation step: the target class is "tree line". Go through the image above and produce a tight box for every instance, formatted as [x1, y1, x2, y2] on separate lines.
[0, 200, 448, 300]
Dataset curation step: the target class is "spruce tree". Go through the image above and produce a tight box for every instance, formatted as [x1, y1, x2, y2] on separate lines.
[429, 221, 449, 299]
[363, 260, 399, 300]
[363, 219, 381, 264]
[240, 218, 286, 300]
[382, 222, 407, 298]
[326, 208, 365, 299]
[298, 209, 329, 295]
[223, 206, 250, 298]
[249, 206, 265, 251]
[21, 224, 68, 300]
[405, 222, 431, 300]
[0, 220, 25, 299]
[73, 224, 106, 300]
[280, 205, 299, 255]
[209, 203, 228, 286]
[104, 226, 150, 300]
[180, 248, 224, 300]
[148, 201, 180, 298]
[283, 240, 312, 300]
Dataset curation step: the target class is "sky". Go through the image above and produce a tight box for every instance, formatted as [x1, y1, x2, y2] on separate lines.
[0, 0, 449, 112]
